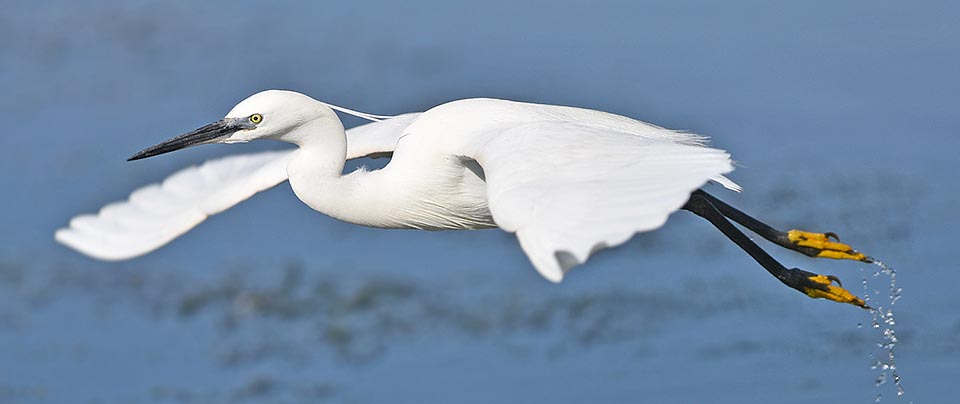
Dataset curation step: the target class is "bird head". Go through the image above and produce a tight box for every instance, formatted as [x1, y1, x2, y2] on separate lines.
[128, 90, 339, 161]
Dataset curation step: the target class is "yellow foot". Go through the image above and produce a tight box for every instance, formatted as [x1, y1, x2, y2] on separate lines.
[802, 274, 869, 309]
[781, 267, 869, 309]
[787, 230, 870, 262]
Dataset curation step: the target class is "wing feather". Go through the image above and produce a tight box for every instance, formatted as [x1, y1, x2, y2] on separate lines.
[55, 150, 293, 260]
[472, 121, 739, 282]
[344, 113, 421, 159]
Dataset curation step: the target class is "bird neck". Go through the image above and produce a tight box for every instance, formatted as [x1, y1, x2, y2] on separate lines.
[284, 118, 348, 179]
[284, 119, 402, 228]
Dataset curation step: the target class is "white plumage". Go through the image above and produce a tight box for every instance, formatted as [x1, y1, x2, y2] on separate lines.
[56, 150, 292, 261]
[56, 90, 739, 282]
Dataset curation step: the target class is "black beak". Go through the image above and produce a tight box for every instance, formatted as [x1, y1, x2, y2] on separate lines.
[128, 118, 249, 161]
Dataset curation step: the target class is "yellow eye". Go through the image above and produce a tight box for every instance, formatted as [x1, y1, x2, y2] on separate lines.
[249, 114, 263, 124]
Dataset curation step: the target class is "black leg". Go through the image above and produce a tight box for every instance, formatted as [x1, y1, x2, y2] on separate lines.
[692, 190, 870, 262]
[682, 192, 867, 308]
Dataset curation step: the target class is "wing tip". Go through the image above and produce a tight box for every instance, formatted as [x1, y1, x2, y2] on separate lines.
[711, 174, 742, 193]
[54, 226, 142, 262]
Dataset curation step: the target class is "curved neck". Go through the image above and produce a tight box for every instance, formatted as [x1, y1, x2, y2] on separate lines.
[285, 119, 347, 179]
[284, 118, 405, 228]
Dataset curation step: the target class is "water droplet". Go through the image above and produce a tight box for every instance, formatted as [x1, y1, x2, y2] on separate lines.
[864, 259, 906, 399]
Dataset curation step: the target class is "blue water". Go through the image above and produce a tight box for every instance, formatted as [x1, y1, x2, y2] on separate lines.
[1, 1, 958, 402]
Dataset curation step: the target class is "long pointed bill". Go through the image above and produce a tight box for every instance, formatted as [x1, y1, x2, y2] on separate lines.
[128, 118, 251, 161]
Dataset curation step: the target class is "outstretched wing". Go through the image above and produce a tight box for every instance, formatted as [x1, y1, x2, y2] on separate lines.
[472, 121, 739, 282]
[56, 114, 420, 261]
[55, 150, 295, 260]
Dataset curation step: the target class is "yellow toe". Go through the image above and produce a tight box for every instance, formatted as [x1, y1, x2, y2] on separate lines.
[803, 274, 869, 308]
[787, 230, 869, 262]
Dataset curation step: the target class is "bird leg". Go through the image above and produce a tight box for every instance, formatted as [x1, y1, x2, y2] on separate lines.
[682, 192, 868, 308]
[692, 190, 870, 262]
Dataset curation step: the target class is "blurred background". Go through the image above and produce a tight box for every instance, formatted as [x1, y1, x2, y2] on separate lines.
[1, 0, 957, 402]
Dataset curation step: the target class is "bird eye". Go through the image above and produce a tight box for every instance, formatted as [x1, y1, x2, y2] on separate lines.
[249, 114, 263, 124]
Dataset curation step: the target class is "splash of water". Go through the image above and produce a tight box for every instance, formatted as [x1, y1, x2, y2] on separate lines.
[861, 259, 905, 401]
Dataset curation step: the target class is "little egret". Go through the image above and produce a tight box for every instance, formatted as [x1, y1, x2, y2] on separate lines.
[56, 90, 872, 307]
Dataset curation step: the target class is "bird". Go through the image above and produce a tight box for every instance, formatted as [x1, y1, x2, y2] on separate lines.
[55, 90, 873, 308]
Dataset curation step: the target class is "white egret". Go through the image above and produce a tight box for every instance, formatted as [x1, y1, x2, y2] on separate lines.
[55, 90, 872, 307]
